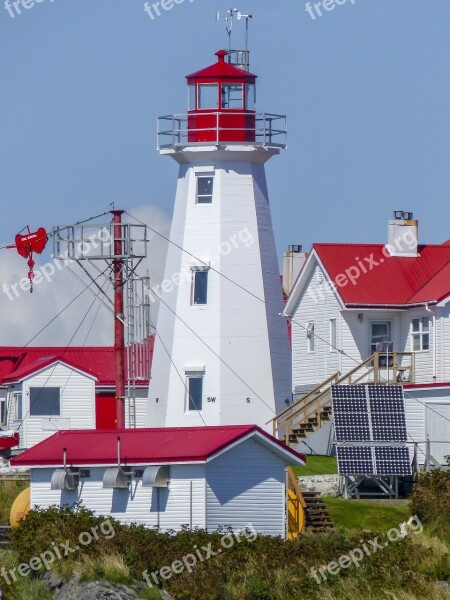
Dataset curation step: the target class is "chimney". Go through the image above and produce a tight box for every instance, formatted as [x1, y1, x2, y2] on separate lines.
[386, 211, 419, 257]
[283, 245, 308, 296]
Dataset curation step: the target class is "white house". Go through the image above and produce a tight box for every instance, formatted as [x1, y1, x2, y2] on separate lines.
[283, 213, 450, 464]
[0, 347, 151, 450]
[11, 425, 305, 538]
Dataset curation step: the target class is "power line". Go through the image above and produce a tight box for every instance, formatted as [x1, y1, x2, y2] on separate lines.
[125, 209, 450, 429]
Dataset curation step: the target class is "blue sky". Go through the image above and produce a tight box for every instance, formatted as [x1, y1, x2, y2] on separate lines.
[1, 0, 450, 343]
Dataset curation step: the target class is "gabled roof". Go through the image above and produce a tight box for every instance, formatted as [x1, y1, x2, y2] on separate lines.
[285, 241, 450, 311]
[11, 425, 306, 467]
[0, 342, 154, 386]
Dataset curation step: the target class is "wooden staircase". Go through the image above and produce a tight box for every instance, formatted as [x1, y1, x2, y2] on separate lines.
[271, 352, 414, 446]
[302, 491, 334, 533]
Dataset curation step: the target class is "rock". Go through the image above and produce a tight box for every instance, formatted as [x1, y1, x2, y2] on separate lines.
[43, 570, 175, 600]
[437, 581, 450, 595]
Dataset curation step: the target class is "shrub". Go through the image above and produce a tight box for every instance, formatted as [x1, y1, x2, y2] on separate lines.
[409, 469, 450, 526]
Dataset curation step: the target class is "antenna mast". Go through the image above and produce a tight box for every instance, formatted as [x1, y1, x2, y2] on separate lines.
[216, 8, 253, 71]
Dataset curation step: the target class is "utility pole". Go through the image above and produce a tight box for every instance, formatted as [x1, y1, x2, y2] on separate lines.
[112, 210, 126, 429]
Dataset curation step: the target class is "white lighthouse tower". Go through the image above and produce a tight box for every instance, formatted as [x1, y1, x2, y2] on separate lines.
[147, 44, 291, 432]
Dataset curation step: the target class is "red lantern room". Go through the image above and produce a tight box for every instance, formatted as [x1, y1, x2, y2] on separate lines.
[186, 50, 257, 143]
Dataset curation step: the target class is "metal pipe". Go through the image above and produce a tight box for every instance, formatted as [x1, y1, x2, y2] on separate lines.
[112, 209, 126, 429]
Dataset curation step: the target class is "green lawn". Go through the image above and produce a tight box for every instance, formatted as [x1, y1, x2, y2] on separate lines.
[292, 454, 337, 476]
[323, 496, 410, 532]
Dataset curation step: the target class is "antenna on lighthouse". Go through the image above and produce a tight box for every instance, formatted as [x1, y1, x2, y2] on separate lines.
[216, 8, 252, 70]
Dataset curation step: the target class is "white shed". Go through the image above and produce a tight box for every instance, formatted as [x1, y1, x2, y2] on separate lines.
[11, 425, 305, 538]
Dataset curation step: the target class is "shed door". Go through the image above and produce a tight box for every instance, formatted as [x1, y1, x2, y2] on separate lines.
[425, 403, 450, 464]
[95, 395, 116, 430]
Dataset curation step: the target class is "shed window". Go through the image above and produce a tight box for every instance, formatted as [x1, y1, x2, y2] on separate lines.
[30, 387, 60, 416]
[221, 83, 244, 109]
[412, 317, 430, 352]
[198, 84, 219, 109]
[329, 319, 337, 352]
[192, 270, 208, 305]
[187, 377, 203, 411]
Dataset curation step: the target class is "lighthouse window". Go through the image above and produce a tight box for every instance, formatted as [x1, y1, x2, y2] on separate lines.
[29, 387, 61, 416]
[188, 84, 196, 110]
[198, 84, 219, 109]
[221, 84, 244, 109]
[196, 176, 214, 204]
[187, 377, 203, 411]
[246, 83, 256, 110]
[192, 270, 208, 305]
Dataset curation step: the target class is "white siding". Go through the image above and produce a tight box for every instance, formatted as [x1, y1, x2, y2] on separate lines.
[206, 438, 286, 537]
[17, 364, 95, 449]
[399, 310, 435, 384]
[404, 387, 450, 465]
[31, 464, 206, 530]
[291, 260, 342, 387]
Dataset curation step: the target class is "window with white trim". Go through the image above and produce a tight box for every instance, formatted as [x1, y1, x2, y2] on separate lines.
[370, 321, 392, 354]
[411, 317, 430, 351]
[186, 375, 204, 412]
[13, 392, 22, 422]
[191, 268, 209, 305]
[196, 176, 214, 204]
[30, 387, 60, 416]
[307, 321, 315, 353]
[329, 319, 337, 352]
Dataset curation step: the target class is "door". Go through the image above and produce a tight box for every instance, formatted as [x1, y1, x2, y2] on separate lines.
[95, 395, 117, 430]
[425, 403, 450, 465]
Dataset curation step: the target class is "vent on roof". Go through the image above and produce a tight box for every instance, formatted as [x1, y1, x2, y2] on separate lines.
[142, 465, 170, 488]
[387, 211, 418, 257]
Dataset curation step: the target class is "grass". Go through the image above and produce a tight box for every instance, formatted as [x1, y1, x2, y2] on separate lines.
[324, 496, 411, 532]
[0, 480, 29, 525]
[292, 454, 338, 476]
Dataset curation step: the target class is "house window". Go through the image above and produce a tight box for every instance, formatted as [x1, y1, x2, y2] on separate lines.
[307, 321, 315, 353]
[198, 84, 219, 109]
[329, 319, 337, 352]
[13, 393, 22, 421]
[370, 322, 392, 354]
[196, 176, 214, 204]
[0, 399, 6, 426]
[191, 270, 208, 305]
[412, 317, 430, 351]
[187, 377, 203, 411]
[29, 387, 60, 416]
[221, 83, 244, 109]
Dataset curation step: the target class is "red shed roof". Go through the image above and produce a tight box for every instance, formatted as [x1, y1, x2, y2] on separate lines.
[0, 342, 154, 386]
[11, 425, 305, 467]
[313, 242, 450, 307]
[186, 50, 256, 81]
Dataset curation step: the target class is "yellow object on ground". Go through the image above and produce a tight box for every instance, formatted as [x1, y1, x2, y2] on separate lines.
[10, 486, 30, 528]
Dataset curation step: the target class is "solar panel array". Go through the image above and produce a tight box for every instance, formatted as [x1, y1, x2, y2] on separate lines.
[336, 446, 411, 476]
[332, 385, 411, 477]
[331, 384, 407, 443]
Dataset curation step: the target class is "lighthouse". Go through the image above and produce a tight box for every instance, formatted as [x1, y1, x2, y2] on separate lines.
[147, 47, 291, 431]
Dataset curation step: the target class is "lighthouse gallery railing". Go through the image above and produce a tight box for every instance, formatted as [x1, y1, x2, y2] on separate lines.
[157, 112, 287, 150]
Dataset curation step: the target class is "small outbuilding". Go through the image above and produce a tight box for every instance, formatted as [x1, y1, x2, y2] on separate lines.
[11, 425, 305, 538]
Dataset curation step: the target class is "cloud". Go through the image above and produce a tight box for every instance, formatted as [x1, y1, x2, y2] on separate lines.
[0, 205, 171, 346]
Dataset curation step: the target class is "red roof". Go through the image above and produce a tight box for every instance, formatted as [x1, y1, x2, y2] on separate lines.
[11, 425, 305, 467]
[314, 242, 450, 307]
[0, 342, 154, 386]
[186, 50, 256, 82]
